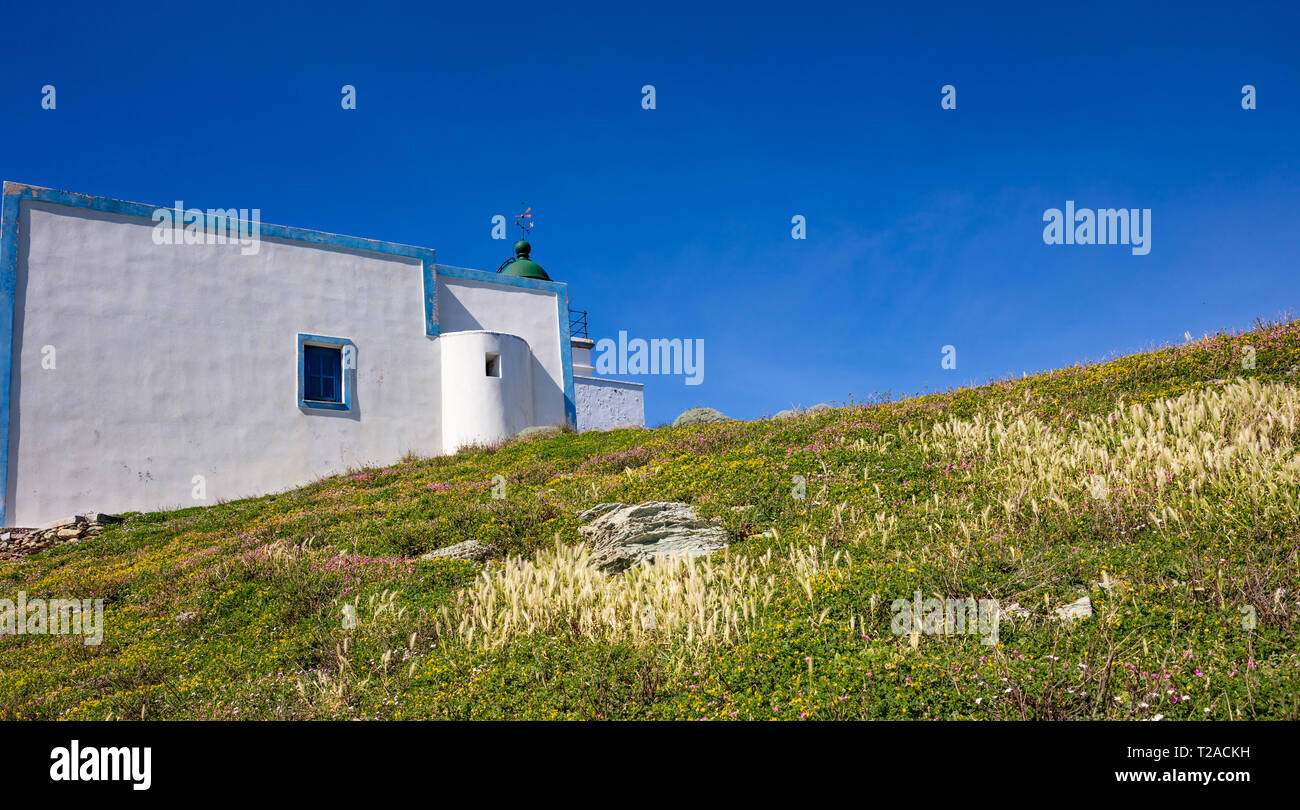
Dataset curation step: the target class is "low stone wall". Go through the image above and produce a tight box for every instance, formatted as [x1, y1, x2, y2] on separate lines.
[0, 513, 122, 560]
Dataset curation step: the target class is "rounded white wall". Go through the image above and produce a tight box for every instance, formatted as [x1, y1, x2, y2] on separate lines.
[440, 330, 535, 452]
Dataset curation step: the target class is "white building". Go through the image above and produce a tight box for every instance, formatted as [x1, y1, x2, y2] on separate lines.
[0, 183, 644, 527]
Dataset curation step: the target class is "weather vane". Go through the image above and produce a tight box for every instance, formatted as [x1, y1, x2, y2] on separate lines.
[515, 202, 533, 240]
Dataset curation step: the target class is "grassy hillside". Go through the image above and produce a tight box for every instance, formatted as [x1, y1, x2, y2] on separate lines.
[3, 320, 1299, 720]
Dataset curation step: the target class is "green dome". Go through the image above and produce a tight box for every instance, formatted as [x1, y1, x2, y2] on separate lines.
[501, 240, 551, 280]
[502, 259, 550, 280]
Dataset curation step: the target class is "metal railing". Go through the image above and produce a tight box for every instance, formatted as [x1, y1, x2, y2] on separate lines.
[569, 310, 589, 339]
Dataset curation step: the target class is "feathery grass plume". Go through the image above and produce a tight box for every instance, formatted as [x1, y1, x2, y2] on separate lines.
[431, 539, 845, 649]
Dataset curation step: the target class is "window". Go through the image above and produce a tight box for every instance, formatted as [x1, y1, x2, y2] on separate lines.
[485, 352, 501, 377]
[297, 334, 353, 411]
[304, 345, 342, 403]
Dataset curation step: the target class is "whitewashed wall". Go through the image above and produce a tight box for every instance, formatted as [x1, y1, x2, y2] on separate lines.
[575, 376, 645, 431]
[9, 202, 441, 525]
[571, 338, 595, 376]
[436, 277, 566, 428]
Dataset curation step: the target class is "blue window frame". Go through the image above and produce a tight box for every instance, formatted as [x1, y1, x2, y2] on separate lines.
[297, 334, 353, 411]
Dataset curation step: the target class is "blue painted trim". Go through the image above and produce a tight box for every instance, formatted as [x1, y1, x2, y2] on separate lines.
[4, 183, 441, 263]
[555, 289, 578, 428]
[435, 263, 569, 295]
[0, 191, 19, 526]
[422, 261, 439, 337]
[297, 333, 354, 411]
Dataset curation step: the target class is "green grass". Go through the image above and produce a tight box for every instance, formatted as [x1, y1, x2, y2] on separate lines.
[2, 319, 1299, 720]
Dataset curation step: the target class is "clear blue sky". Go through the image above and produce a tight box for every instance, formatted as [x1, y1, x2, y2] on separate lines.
[3, 1, 1296, 425]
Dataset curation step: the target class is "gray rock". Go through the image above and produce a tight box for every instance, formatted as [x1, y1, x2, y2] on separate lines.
[78, 512, 122, 524]
[577, 502, 624, 522]
[516, 425, 562, 441]
[808, 403, 833, 415]
[1054, 596, 1093, 622]
[421, 539, 498, 562]
[578, 501, 730, 573]
[772, 409, 799, 420]
[673, 407, 730, 427]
